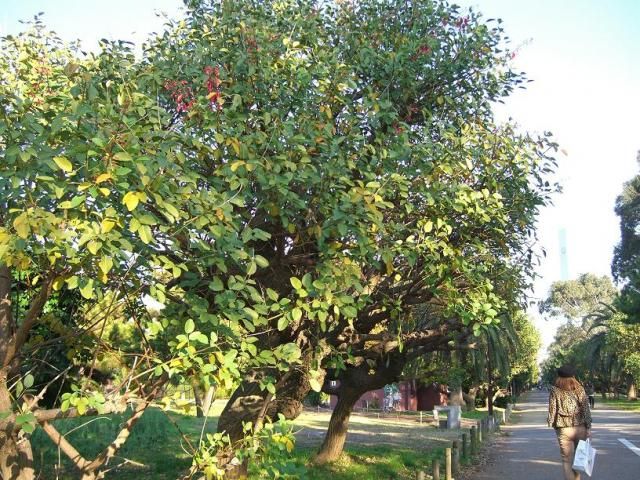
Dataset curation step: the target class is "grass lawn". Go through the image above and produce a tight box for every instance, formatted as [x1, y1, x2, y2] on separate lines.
[30, 402, 473, 479]
[597, 397, 640, 412]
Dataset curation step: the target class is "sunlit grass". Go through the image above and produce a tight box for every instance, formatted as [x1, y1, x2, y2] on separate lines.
[31, 402, 478, 478]
[598, 397, 640, 412]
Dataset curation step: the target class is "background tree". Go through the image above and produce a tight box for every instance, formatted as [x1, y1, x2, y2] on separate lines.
[539, 273, 617, 322]
[540, 274, 640, 400]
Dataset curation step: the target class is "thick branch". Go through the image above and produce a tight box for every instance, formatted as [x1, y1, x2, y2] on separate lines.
[0, 265, 13, 363]
[84, 398, 150, 472]
[41, 421, 90, 471]
[3, 273, 57, 367]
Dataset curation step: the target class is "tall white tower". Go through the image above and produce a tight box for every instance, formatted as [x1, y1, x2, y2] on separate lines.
[559, 228, 569, 280]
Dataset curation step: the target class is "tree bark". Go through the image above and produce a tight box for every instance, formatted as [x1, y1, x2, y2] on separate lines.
[0, 267, 34, 480]
[193, 383, 204, 418]
[463, 387, 478, 411]
[314, 354, 405, 464]
[0, 266, 12, 366]
[216, 370, 275, 479]
[0, 369, 34, 480]
[448, 386, 465, 407]
[313, 388, 359, 464]
[202, 386, 216, 417]
[487, 382, 494, 415]
[627, 375, 637, 401]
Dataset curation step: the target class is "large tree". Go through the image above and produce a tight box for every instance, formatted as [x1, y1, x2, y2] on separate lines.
[2, 1, 558, 477]
[142, 0, 557, 472]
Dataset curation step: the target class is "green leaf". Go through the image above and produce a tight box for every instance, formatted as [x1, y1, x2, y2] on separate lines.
[342, 306, 357, 318]
[23, 374, 34, 389]
[16, 412, 35, 425]
[87, 240, 102, 255]
[123, 191, 140, 211]
[185, 319, 195, 334]
[76, 398, 88, 415]
[255, 255, 269, 268]
[209, 277, 224, 291]
[98, 256, 113, 274]
[12, 215, 29, 239]
[138, 225, 153, 244]
[193, 332, 209, 345]
[21, 422, 35, 434]
[292, 307, 302, 322]
[113, 152, 133, 162]
[66, 276, 79, 289]
[309, 378, 322, 392]
[246, 261, 257, 276]
[53, 156, 73, 172]
[79, 279, 94, 299]
[290, 277, 302, 290]
[277, 316, 289, 331]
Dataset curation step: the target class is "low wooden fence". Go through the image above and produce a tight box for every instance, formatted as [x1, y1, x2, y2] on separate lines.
[414, 409, 510, 480]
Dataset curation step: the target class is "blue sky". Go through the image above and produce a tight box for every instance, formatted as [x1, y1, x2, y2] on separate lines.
[2, 0, 639, 357]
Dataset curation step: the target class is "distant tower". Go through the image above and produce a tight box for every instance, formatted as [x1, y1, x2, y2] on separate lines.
[559, 228, 569, 280]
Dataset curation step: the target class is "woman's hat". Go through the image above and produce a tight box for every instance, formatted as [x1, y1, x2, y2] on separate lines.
[557, 365, 576, 378]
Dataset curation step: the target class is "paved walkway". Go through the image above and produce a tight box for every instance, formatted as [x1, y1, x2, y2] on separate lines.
[471, 390, 640, 479]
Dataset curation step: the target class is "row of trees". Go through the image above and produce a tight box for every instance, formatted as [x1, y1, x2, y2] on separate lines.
[0, 1, 556, 478]
[405, 310, 541, 414]
[541, 156, 640, 399]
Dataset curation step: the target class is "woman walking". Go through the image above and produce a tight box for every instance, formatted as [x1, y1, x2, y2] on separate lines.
[547, 365, 592, 480]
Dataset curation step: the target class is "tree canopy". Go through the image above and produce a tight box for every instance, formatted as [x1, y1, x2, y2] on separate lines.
[0, 1, 558, 478]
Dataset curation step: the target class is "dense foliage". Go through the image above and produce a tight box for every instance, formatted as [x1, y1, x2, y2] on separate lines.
[0, 1, 558, 478]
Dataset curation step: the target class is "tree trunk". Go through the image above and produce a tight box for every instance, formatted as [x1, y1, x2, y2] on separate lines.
[215, 352, 316, 478]
[0, 267, 34, 480]
[314, 354, 405, 464]
[216, 370, 277, 479]
[0, 370, 34, 480]
[627, 375, 637, 401]
[463, 387, 478, 411]
[448, 386, 464, 407]
[487, 383, 494, 416]
[313, 389, 359, 464]
[193, 384, 204, 418]
[486, 349, 494, 415]
[202, 386, 216, 416]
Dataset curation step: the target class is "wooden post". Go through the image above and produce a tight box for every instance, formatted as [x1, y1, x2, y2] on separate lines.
[432, 458, 440, 480]
[477, 420, 483, 443]
[417, 471, 426, 480]
[445, 447, 452, 480]
[470, 426, 477, 455]
[462, 433, 468, 459]
[452, 441, 460, 477]
[420, 411, 423, 425]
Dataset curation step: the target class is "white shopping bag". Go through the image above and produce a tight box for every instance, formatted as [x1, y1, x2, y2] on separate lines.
[572, 439, 597, 476]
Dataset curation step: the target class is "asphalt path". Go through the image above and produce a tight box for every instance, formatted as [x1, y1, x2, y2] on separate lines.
[471, 390, 640, 479]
